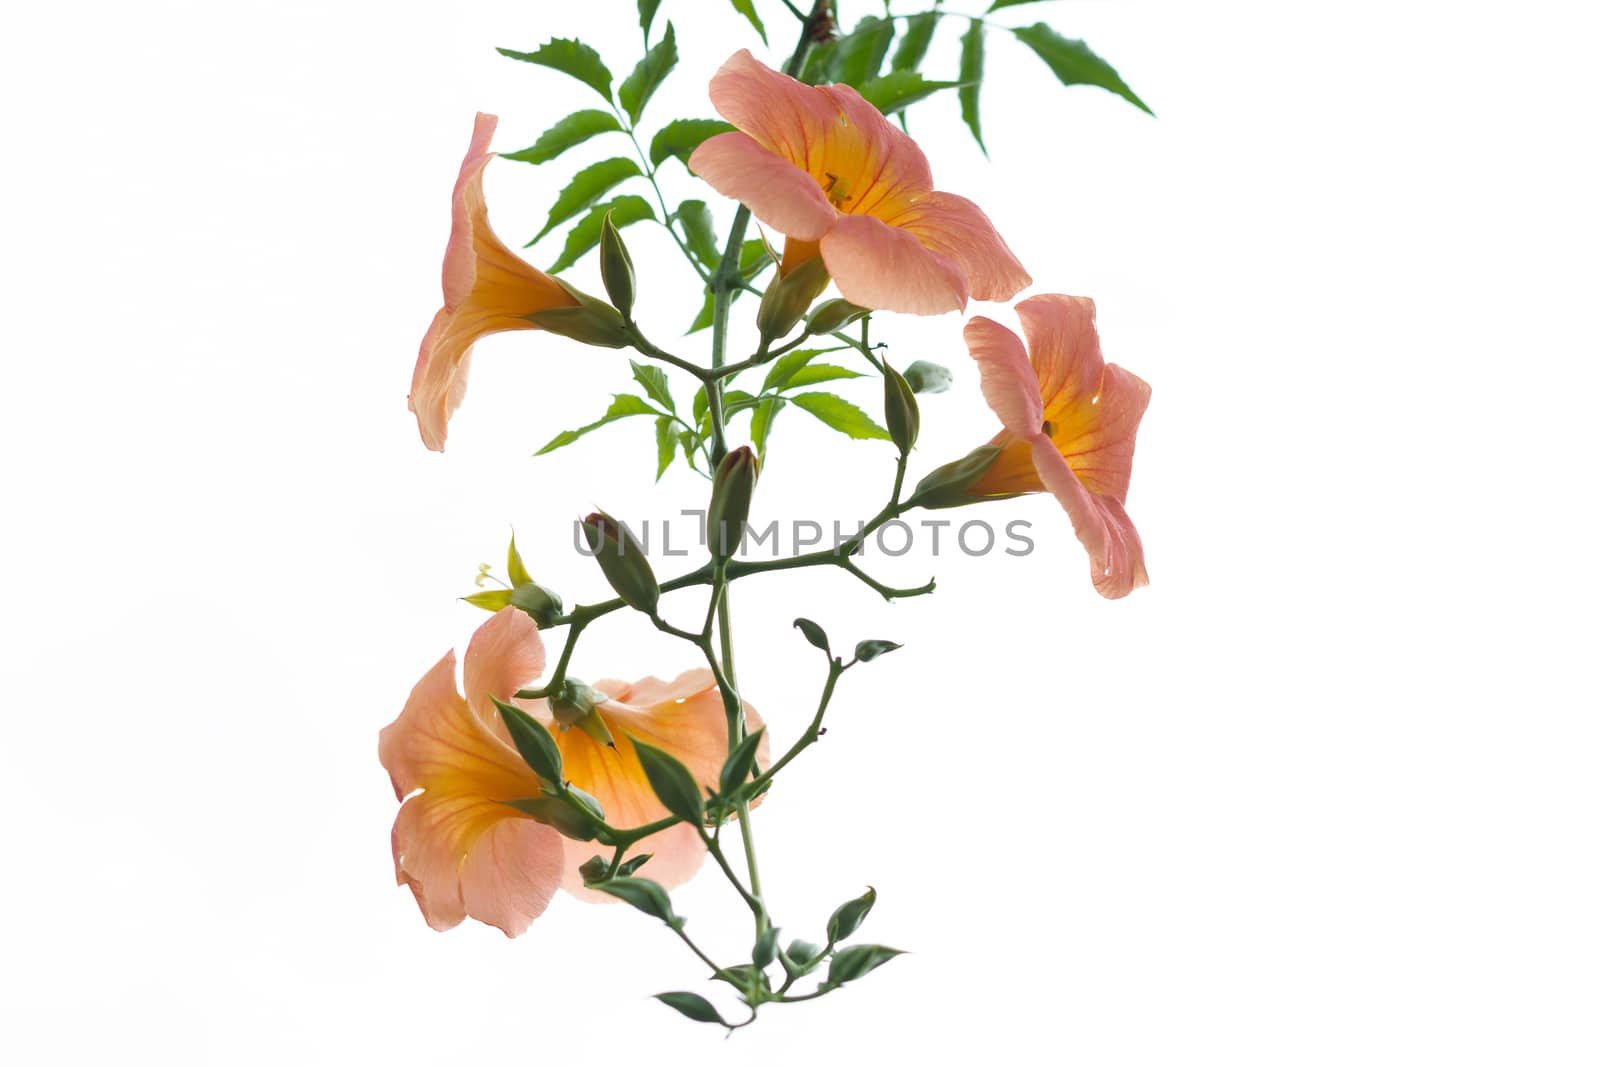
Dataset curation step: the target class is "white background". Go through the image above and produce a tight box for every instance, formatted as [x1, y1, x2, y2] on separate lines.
[3, 1, 1597, 1063]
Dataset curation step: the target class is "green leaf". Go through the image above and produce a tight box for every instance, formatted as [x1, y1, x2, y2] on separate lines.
[649, 118, 735, 169]
[653, 992, 726, 1026]
[502, 110, 621, 165]
[692, 385, 710, 426]
[859, 71, 963, 116]
[782, 363, 864, 389]
[638, 0, 663, 39]
[619, 22, 678, 124]
[760, 348, 826, 392]
[722, 389, 758, 418]
[827, 886, 877, 942]
[854, 639, 902, 663]
[617, 853, 652, 877]
[596, 876, 678, 923]
[831, 16, 895, 87]
[892, 11, 938, 72]
[548, 195, 655, 273]
[507, 535, 532, 586]
[497, 39, 613, 102]
[753, 925, 781, 969]
[632, 738, 705, 822]
[989, 0, 1049, 9]
[630, 359, 674, 412]
[535, 393, 659, 455]
[750, 395, 784, 458]
[493, 698, 563, 783]
[686, 288, 715, 334]
[739, 239, 772, 276]
[533, 157, 643, 243]
[784, 939, 823, 970]
[790, 392, 892, 441]
[825, 943, 904, 987]
[654, 416, 677, 481]
[462, 589, 513, 611]
[674, 199, 720, 270]
[959, 20, 986, 154]
[793, 617, 830, 653]
[1011, 23, 1153, 115]
[728, 0, 767, 43]
[719, 728, 765, 797]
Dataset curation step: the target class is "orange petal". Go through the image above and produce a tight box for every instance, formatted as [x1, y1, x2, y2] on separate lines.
[689, 132, 835, 241]
[964, 315, 1044, 436]
[820, 212, 967, 314]
[462, 607, 546, 731]
[887, 192, 1030, 303]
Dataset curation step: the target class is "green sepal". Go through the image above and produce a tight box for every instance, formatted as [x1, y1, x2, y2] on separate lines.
[617, 852, 652, 877]
[779, 939, 823, 980]
[904, 444, 1006, 509]
[718, 728, 765, 797]
[503, 795, 598, 841]
[826, 885, 877, 943]
[462, 589, 513, 611]
[596, 876, 678, 924]
[507, 534, 533, 587]
[493, 697, 563, 784]
[632, 738, 705, 822]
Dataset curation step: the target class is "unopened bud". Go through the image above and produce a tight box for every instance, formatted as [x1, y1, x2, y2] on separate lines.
[805, 298, 869, 336]
[903, 359, 953, 394]
[883, 363, 919, 455]
[599, 212, 636, 318]
[904, 444, 1006, 510]
[581, 511, 659, 614]
[578, 854, 609, 884]
[707, 446, 759, 560]
[548, 679, 613, 749]
[530, 280, 630, 348]
[756, 257, 830, 341]
[509, 581, 564, 628]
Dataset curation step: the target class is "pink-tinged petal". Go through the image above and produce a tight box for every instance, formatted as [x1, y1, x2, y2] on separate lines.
[442, 112, 500, 308]
[409, 308, 473, 453]
[820, 212, 967, 315]
[462, 608, 545, 727]
[459, 816, 567, 937]
[1015, 294, 1103, 415]
[560, 821, 707, 901]
[378, 650, 464, 798]
[688, 132, 836, 240]
[964, 316, 1045, 435]
[1030, 438, 1147, 599]
[888, 192, 1030, 302]
[594, 668, 715, 709]
[1058, 363, 1151, 501]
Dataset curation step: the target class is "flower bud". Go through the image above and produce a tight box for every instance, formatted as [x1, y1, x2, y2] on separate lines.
[509, 581, 564, 628]
[755, 257, 830, 341]
[578, 854, 610, 884]
[883, 363, 919, 455]
[706, 446, 759, 560]
[548, 679, 617, 748]
[529, 280, 630, 348]
[599, 211, 636, 319]
[581, 511, 659, 614]
[903, 359, 953, 394]
[904, 444, 1006, 510]
[805, 298, 869, 336]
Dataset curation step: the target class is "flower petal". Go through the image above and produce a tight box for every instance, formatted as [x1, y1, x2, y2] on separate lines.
[688, 132, 835, 240]
[1030, 438, 1148, 599]
[409, 308, 473, 453]
[462, 608, 545, 729]
[964, 315, 1044, 435]
[459, 816, 567, 937]
[442, 112, 500, 308]
[889, 192, 1030, 303]
[560, 822, 707, 901]
[821, 212, 967, 314]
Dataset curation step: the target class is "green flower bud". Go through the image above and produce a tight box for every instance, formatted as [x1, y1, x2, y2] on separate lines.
[755, 257, 830, 341]
[578, 854, 610, 885]
[805, 298, 869, 336]
[904, 445, 1007, 510]
[548, 679, 601, 729]
[883, 363, 919, 455]
[581, 510, 659, 614]
[529, 279, 630, 348]
[599, 211, 636, 319]
[509, 581, 564, 628]
[706, 446, 759, 560]
[903, 359, 953, 394]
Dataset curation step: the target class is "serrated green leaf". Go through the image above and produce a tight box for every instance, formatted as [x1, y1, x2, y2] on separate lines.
[493, 698, 563, 783]
[502, 109, 621, 165]
[630, 359, 674, 412]
[831, 16, 895, 87]
[719, 728, 765, 797]
[535, 392, 659, 455]
[497, 39, 613, 101]
[638, 0, 663, 38]
[782, 363, 864, 389]
[750, 395, 783, 458]
[595, 876, 677, 923]
[533, 157, 643, 243]
[1012, 24, 1153, 115]
[654, 416, 676, 481]
[959, 21, 986, 154]
[632, 738, 704, 822]
[891, 11, 938, 72]
[760, 348, 826, 392]
[619, 22, 678, 124]
[462, 589, 513, 611]
[825, 943, 903, 987]
[728, 0, 767, 43]
[650, 118, 735, 169]
[790, 392, 892, 441]
[674, 199, 720, 270]
[858, 71, 963, 116]
[548, 195, 655, 273]
[654, 991, 726, 1026]
[507, 535, 532, 586]
[827, 886, 877, 942]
